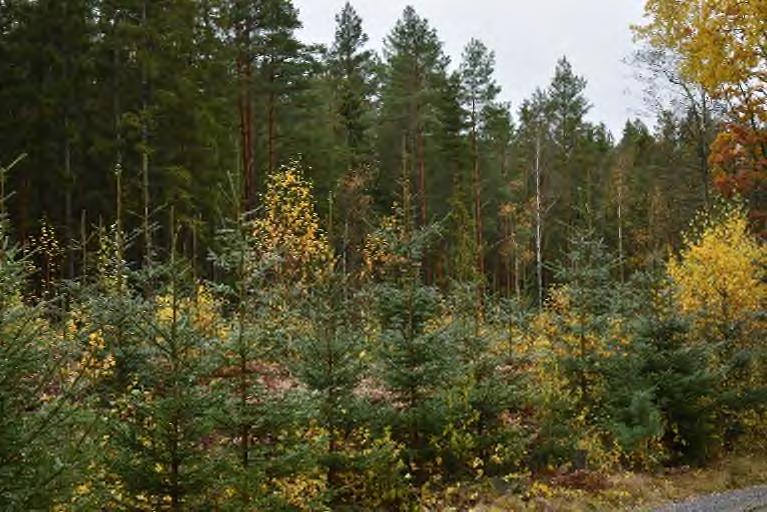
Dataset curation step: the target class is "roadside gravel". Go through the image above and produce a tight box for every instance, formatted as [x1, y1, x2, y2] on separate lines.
[653, 485, 767, 512]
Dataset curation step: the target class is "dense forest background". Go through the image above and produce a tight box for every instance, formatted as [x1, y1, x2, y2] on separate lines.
[3, 0, 756, 289]
[0, 0, 765, 510]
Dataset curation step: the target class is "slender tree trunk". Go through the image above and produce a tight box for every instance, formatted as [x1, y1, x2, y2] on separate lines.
[169, 205, 182, 512]
[62, 15, 74, 280]
[472, 110, 484, 280]
[191, 216, 198, 284]
[402, 134, 410, 234]
[617, 175, 625, 283]
[237, 25, 255, 210]
[141, 0, 151, 263]
[235, 184, 251, 505]
[417, 127, 428, 276]
[699, 89, 710, 208]
[20, 175, 29, 244]
[325, 327, 339, 491]
[514, 247, 521, 299]
[238, 345, 249, 501]
[113, 15, 123, 235]
[170, 427, 180, 512]
[534, 128, 544, 309]
[586, 165, 593, 229]
[268, 67, 277, 172]
[115, 163, 123, 260]
[579, 311, 588, 405]
[80, 209, 87, 277]
[503, 214, 510, 298]
[0, 161, 6, 218]
[64, 114, 74, 279]
[471, 108, 485, 319]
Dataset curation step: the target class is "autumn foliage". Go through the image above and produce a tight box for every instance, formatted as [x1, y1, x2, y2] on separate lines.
[636, 0, 767, 234]
[668, 206, 766, 331]
[2, 1, 767, 510]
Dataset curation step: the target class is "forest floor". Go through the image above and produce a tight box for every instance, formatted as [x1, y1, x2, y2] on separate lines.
[435, 452, 767, 511]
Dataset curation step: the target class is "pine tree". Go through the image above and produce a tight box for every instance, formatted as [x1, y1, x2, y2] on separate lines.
[545, 57, 594, 236]
[327, 2, 377, 171]
[229, 0, 306, 193]
[548, 58, 590, 159]
[459, 38, 501, 284]
[379, 7, 449, 236]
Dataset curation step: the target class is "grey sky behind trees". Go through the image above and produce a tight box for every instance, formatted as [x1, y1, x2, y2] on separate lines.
[294, 0, 651, 137]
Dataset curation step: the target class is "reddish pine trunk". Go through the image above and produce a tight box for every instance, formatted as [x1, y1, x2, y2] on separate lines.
[237, 51, 254, 210]
[473, 129, 484, 279]
[268, 86, 277, 172]
[417, 127, 431, 283]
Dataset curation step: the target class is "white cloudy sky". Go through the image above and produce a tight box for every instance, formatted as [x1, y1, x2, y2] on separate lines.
[293, 0, 652, 137]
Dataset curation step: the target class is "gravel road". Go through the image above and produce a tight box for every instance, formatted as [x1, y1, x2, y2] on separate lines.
[653, 485, 767, 512]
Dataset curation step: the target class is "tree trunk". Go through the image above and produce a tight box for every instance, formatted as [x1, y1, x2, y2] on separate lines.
[417, 125, 430, 283]
[535, 128, 544, 309]
[237, 33, 255, 210]
[62, 7, 74, 280]
[472, 110, 484, 281]
[617, 184, 625, 283]
[113, 15, 123, 241]
[699, 89, 710, 208]
[268, 67, 277, 173]
[64, 114, 74, 279]
[141, 0, 151, 263]
[80, 209, 87, 277]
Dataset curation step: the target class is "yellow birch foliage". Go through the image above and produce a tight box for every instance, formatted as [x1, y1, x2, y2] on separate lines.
[252, 163, 331, 283]
[634, 0, 767, 94]
[154, 285, 226, 339]
[667, 206, 766, 336]
[635, 1, 767, 231]
[363, 207, 409, 278]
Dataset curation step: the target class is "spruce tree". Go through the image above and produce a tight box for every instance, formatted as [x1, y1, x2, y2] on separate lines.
[440, 284, 519, 478]
[367, 195, 455, 482]
[212, 210, 301, 510]
[106, 221, 220, 510]
[212, 164, 329, 509]
[0, 0, 96, 246]
[544, 58, 608, 237]
[0, 217, 84, 509]
[604, 273, 715, 465]
[293, 270, 368, 506]
[551, 230, 617, 409]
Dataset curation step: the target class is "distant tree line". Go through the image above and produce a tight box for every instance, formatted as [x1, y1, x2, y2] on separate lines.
[0, 1, 736, 297]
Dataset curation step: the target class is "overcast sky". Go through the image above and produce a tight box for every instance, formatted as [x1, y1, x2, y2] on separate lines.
[293, 0, 651, 137]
